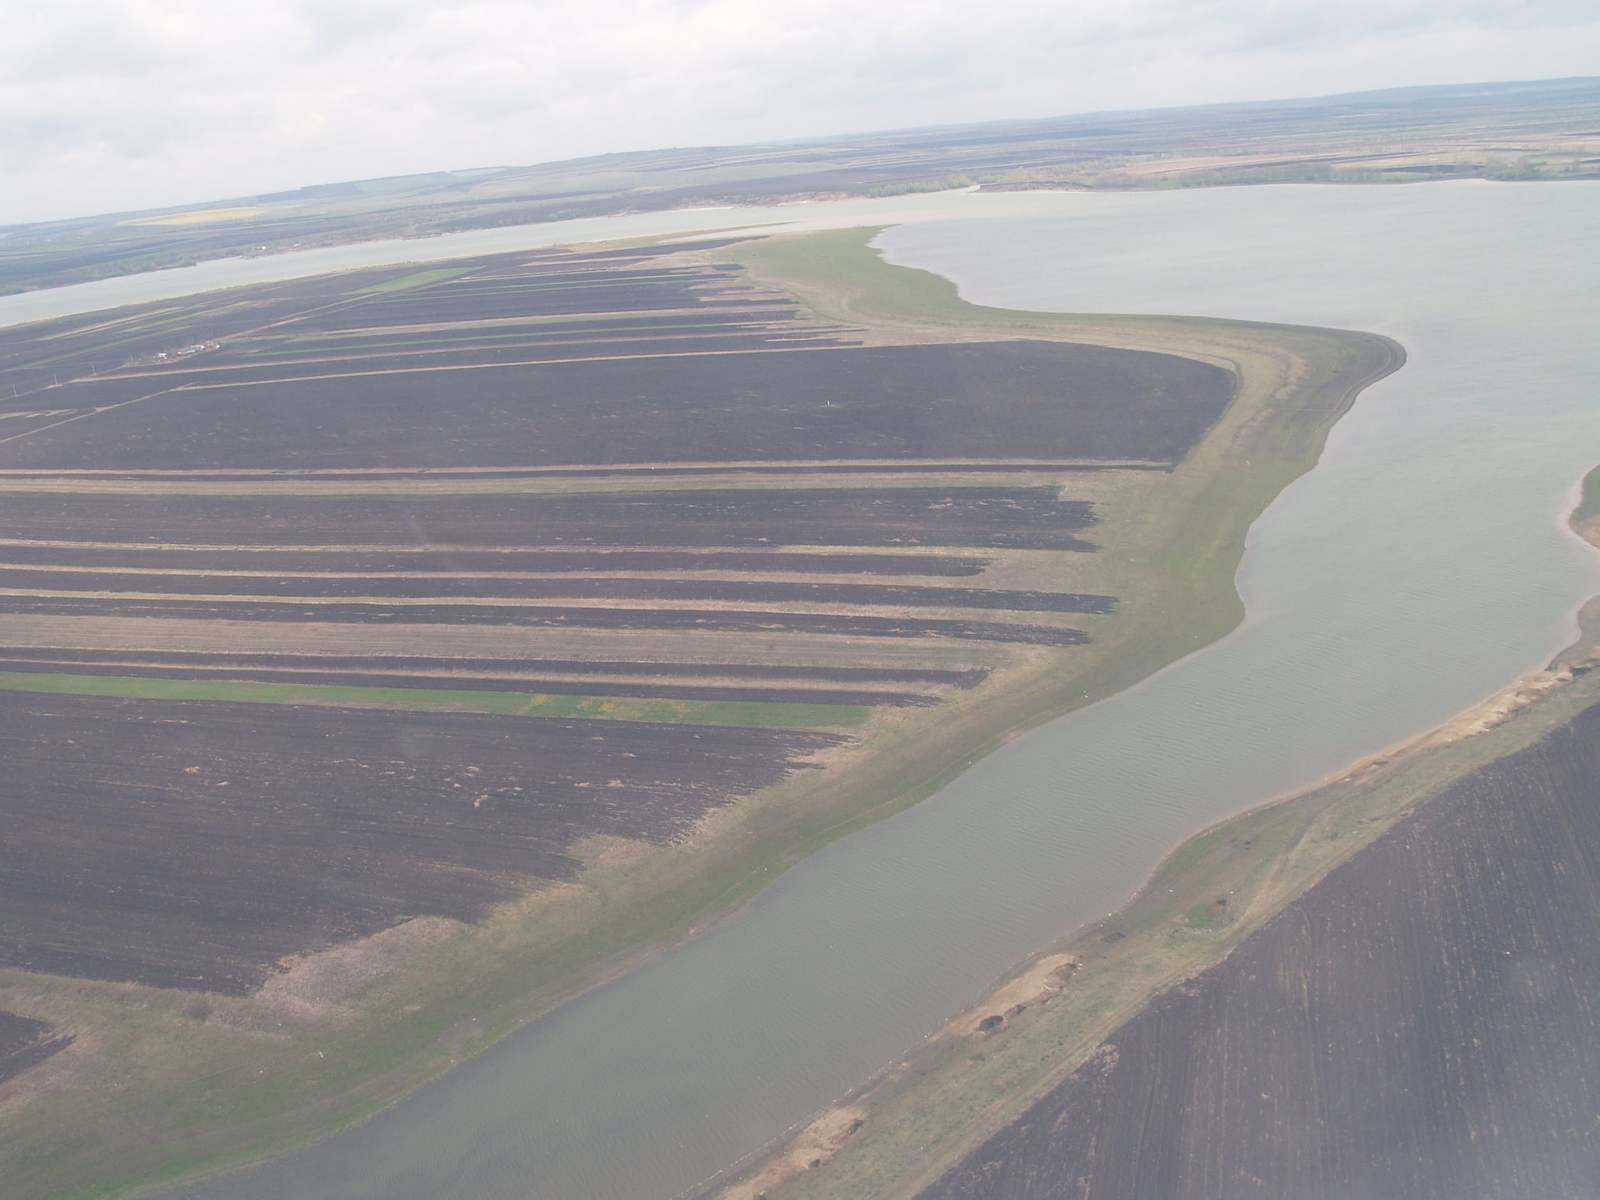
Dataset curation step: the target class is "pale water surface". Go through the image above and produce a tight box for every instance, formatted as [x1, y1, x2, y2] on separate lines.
[111, 182, 1599, 1200]
[0, 191, 991, 331]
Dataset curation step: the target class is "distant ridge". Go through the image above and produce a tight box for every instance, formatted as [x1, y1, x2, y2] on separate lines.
[4, 74, 1597, 295]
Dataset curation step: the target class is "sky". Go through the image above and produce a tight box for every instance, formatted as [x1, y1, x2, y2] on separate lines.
[4, 0, 1599, 226]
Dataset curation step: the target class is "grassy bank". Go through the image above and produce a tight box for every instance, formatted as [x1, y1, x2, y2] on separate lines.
[0, 230, 1401, 1199]
[724, 473, 1600, 1200]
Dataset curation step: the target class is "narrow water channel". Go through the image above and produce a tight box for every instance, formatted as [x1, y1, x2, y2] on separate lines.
[140, 182, 1600, 1200]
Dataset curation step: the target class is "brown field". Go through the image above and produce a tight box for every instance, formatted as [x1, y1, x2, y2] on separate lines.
[0, 230, 1400, 1198]
[2, 692, 842, 994]
[730, 493, 1600, 1200]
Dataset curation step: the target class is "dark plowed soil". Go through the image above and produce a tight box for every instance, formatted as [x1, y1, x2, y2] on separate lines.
[297, 280, 716, 327]
[0, 647, 991, 688]
[0, 413, 92, 439]
[5, 376, 179, 411]
[0, 341, 1230, 470]
[0, 595, 1091, 645]
[0, 488, 1098, 551]
[0, 1012, 73, 1086]
[20, 463, 1136, 482]
[0, 568, 1113, 614]
[0, 251, 768, 401]
[0, 545, 992, 577]
[922, 701, 1600, 1200]
[0, 659, 938, 707]
[97, 330, 858, 388]
[0, 242, 1159, 995]
[225, 310, 801, 355]
[0, 693, 845, 994]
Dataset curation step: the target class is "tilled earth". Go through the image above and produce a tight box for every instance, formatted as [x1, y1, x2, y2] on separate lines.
[922, 701, 1600, 1200]
[0, 241, 1223, 1022]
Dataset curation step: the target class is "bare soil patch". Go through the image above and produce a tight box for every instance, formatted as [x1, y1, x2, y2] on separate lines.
[723, 1106, 868, 1200]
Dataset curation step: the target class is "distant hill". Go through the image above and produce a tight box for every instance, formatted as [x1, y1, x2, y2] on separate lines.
[3, 75, 1596, 295]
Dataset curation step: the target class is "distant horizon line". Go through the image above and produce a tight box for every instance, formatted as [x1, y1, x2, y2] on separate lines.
[8, 71, 1596, 232]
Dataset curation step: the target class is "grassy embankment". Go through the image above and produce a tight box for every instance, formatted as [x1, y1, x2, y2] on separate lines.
[728, 466, 1600, 1200]
[0, 229, 1400, 1199]
[726, 227, 1404, 729]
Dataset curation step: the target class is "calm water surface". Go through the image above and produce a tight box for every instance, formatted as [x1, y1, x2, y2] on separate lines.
[0, 191, 989, 330]
[142, 183, 1600, 1199]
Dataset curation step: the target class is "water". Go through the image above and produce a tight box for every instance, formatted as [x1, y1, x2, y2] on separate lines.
[107, 181, 1596, 1199]
[0, 190, 995, 331]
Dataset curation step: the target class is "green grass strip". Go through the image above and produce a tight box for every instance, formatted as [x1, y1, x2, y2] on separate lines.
[1577, 464, 1600, 526]
[0, 670, 869, 730]
[353, 266, 477, 296]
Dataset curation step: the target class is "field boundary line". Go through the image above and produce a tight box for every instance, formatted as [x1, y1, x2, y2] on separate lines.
[0, 387, 176, 447]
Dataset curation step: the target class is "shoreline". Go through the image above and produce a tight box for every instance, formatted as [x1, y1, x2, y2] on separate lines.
[8, 169, 1591, 307]
[699, 652, 1589, 1197]
[717, 467, 1600, 1199]
[0, 228, 1405, 1200]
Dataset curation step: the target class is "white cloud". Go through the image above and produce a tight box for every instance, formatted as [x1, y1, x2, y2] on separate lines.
[2, 0, 1597, 224]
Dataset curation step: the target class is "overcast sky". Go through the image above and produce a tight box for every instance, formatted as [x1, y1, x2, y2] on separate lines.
[4, 0, 1598, 226]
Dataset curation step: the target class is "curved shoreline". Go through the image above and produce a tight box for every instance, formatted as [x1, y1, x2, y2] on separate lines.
[219, 240, 1401, 1194]
[0, 229, 1403, 1200]
[718, 467, 1600, 1199]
